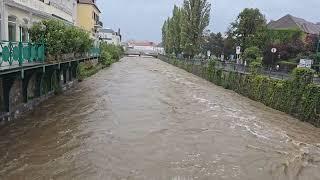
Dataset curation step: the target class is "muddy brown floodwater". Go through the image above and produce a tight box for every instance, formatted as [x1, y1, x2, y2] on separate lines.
[0, 56, 320, 180]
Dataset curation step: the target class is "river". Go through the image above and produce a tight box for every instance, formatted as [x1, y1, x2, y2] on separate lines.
[0, 56, 319, 180]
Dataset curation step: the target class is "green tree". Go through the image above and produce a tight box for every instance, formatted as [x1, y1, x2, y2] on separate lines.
[230, 8, 266, 50]
[171, 5, 183, 56]
[165, 18, 174, 54]
[29, 19, 93, 58]
[223, 30, 236, 58]
[243, 46, 262, 64]
[162, 20, 168, 53]
[181, 0, 211, 58]
[202, 32, 224, 57]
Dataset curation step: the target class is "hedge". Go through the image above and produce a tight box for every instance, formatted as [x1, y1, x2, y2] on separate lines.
[159, 55, 320, 127]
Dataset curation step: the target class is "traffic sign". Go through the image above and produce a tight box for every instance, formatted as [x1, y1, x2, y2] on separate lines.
[271, 48, 277, 53]
[207, 50, 211, 57]
[236, 46, 241, 55]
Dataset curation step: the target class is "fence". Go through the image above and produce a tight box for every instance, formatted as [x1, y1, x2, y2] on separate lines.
[0, 39, 101, 67]
[0, 40, 45, 66]
[162, 56, 320, 83]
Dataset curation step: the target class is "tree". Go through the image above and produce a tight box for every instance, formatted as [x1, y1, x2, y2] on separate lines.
[170, 5, 183, 55]
[181, 0, 211, 58]
[243, 46, 262, 64]
[164, 18, 174, 54]
[229, 8, 266, 50]
[162, 20, 168, 53]
[305, 34, 319, 53]
[29, 19, 93, 58]
[202, 32, 224, 57]
[223, 29, 236, 58]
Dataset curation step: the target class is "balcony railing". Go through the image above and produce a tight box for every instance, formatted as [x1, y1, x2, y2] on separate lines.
[90, 47, 100, 57]
[95, 21, 103, 28]
[0, 40, 45, 67]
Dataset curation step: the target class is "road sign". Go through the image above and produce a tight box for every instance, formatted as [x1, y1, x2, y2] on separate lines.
[236, 46, 241, 55]
[221, 54, 224, 61]
[207, 50, 211, 57]
[298, 59, 313, 68]
[271, 48, 277, 53]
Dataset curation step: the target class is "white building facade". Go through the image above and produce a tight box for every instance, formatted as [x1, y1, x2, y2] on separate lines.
[0, 0, 77, 41]
[128, 41, 155, 52]
[98, 28, 121, 46]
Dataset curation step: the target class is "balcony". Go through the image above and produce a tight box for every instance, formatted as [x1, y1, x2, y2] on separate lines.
[94, 21, 103, 28]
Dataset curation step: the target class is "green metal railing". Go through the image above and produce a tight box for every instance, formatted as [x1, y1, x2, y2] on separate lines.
[0, 40, 45, 66]
[90, 47, 100, 57]
[0, 39, 100, 67]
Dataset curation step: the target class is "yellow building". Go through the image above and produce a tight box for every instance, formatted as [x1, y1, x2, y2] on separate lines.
[76, 0, 102, 38]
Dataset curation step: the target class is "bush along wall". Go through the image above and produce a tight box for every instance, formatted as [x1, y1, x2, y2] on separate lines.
[159, 55, 320, 127]
[29, 19, 93, 61]
[77, 42, 124, 80]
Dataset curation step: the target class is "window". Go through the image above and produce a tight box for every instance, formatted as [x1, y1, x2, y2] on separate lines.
[8, 16, 16, 41]
[22, 19, 29, 41]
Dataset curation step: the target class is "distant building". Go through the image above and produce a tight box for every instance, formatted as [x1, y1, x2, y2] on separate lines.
[268, 14, 320, 35]
[127, 41, 164, 54]
[76, 0, 102, 38]
[98, 28, 121, 46]
[128, 41, 156, 52]
[154, 43, 165, 54]
[0, 0, 77, 41]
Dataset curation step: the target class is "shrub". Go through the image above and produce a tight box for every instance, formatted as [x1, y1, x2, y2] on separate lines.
[249, 61, 262, 74]
[243, 46, 262, 64]
[77, 62, 102, 81]
[99, 42, 124, 67]
[292, 67, 315, 84]
[29, 19, 93, 58]
[159, 55, 320, 127]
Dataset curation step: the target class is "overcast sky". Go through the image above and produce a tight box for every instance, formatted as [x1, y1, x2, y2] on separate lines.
[97, 0, 320, 43]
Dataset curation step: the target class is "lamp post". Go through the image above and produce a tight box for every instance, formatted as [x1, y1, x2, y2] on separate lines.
[316, 32, 320, 60]
[270, 48, 277, 77]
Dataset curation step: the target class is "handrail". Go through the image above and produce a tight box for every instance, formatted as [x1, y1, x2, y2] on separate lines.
[0, 40, 45, 66]
[0, 39, 100, 67]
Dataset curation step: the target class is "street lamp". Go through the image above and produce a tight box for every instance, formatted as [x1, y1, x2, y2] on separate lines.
[316, 32, 320, 60]
[270, 47, 277, 77]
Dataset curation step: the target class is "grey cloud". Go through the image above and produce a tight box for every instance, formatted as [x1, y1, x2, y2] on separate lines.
[97, 0, 320, 42]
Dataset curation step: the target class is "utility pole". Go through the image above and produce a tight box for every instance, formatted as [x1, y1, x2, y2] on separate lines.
[317, 33, 320, 68]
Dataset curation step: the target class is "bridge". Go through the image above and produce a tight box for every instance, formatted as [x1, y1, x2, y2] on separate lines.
[124, 48, 159, 58]
[0, 40, 100, 122]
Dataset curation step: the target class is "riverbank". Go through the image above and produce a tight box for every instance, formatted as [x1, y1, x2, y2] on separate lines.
[78, 43, 124, 81]
[158, 55, 320, 127]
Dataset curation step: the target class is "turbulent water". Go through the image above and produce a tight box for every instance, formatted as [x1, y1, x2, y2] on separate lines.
[0, 56, 319, 180]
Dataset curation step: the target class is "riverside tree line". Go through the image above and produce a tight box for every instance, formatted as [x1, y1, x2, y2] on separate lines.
[162, 1, 320, 71]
